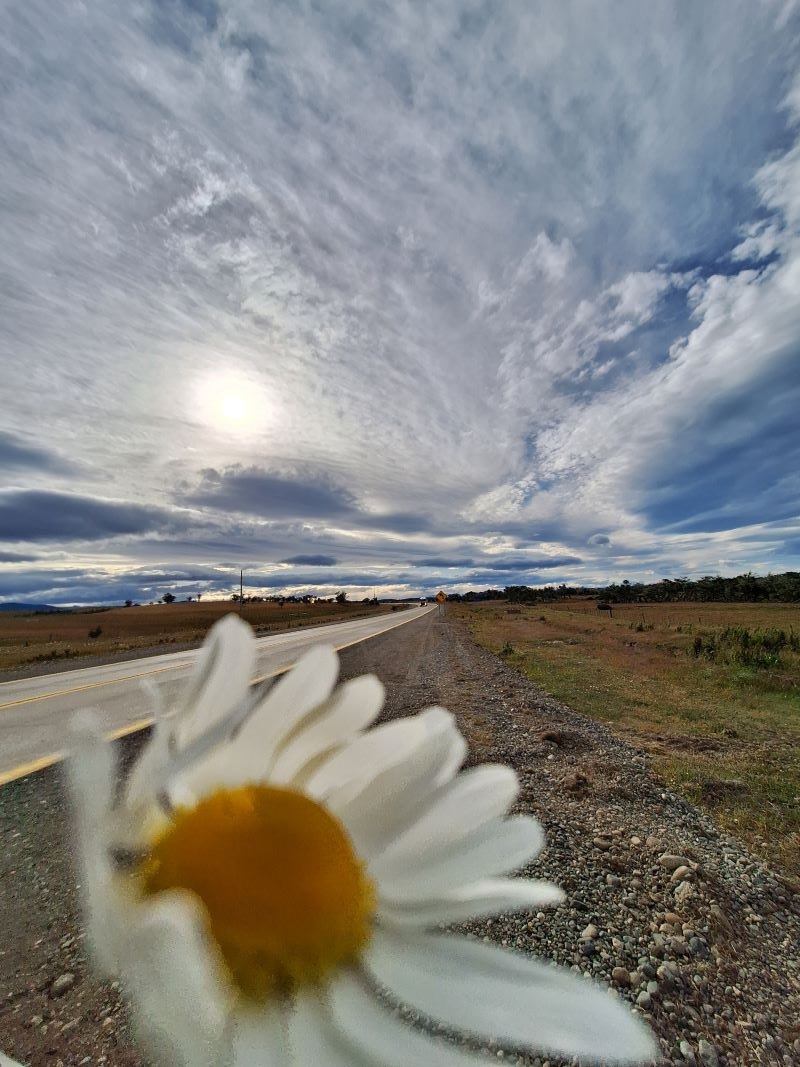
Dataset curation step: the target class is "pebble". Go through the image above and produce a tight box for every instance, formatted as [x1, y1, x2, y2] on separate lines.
[671, 865, 693, 882]
[50, 973, 76, 997]
[659, 854, 691, 871]
[679, 1039, 697, 1064]
[697, 1038, 719, 1066]
[611, 966, 631, 986]
[674, 881, 696, 905]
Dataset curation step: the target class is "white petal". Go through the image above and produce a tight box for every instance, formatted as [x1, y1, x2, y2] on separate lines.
[67, 714, 120, 973]
[123, 717, 172, 811]
[369, 764, 519, 867]
[378, 878, 564, 926]
[124, 891, 232, 1067]
[365, 931, 657, 1064]
[173, 614, 255, 746]
[230, 1007, 288, 1066]
[269, 675, 385, 785]
[68, 711, 115, 831]
[189, 645, 340, 792]
[325, 972, 494, 1066]
[373, 815, 545, 897]
[306, 716, 428, 800]
[319, 709, 468, 857]
[288, 991, 372, 1066]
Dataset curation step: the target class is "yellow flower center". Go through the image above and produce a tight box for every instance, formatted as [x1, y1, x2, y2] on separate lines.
[139, 785, 375, 1000]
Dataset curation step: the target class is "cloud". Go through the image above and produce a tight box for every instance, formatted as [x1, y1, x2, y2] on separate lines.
[1, 4, 799, 600]
[479, 557, 582, 571]
[0, 431, 76, 477]
[0, 490, 185, 542]
[415, 557, 474, 568]
[184, 467, 357, 520]
[279, 554, 338, 566]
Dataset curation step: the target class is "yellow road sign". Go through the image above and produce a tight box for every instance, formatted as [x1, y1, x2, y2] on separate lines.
[436, 591, 446, 603]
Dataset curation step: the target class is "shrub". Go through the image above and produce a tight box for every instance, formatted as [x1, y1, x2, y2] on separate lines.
[691, 626, 795, 669]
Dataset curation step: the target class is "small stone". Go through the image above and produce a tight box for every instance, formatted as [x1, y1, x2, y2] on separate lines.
[679, 1039, 697, 1064]
[630, 836, 642, 846]
[593, 837, 612, 850]
[697, 1038, 719, 1067]
[671, 865, 693, 882]
[636, 990, 652, 1009]
[709, 904, 732, 932]
[580, 924, 599, 940]
[50, 973, 76, 997]
[611, 967, 631, 986]
[665, 912, 682, 925]
[659, 854, 691, 871]
[27, 1015, 44, 1028]
[645, 835, 661, 849]
[674, 881, 696, 905]
[689, 937, 709, 959]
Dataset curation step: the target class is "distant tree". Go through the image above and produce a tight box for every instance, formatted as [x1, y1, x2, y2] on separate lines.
[336, 591, 347, 604]
[124, 599, 133, 608]
[162, 592, 176, 604]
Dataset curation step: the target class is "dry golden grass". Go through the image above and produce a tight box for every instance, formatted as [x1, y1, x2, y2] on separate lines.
[455, 599, 800, 877]
[0, 600, 390, 672]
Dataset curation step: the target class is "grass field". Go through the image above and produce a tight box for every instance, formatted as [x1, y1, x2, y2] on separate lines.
[454, 599, 800, 878]
[0, 600, 395, 672]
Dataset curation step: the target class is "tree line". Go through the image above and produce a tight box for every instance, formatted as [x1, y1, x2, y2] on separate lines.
[445, 571, 800, 604]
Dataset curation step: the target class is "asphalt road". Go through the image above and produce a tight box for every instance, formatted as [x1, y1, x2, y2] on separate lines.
[0, 606, 432, 786]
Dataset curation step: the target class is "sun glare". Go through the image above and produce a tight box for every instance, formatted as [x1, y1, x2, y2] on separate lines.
[194, 369, 269, 437]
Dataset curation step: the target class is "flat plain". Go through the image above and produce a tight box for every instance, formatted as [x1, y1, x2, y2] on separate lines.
[0, 600, 390, 675]
[454, 599, 800, 877]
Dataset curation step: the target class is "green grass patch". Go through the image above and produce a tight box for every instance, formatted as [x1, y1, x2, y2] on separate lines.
[456, 601, 800, 876]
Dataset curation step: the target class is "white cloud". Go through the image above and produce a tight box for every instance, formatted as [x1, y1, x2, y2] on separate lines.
[1, 3, 799, 596]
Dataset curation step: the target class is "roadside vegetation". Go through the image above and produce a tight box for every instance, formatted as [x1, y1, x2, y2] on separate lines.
[454, 599, 800, 878]
[0, 599, 394, 673]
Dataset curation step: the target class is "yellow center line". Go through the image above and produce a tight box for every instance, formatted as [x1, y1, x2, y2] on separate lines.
[0, 662, 193, 712]
[0, 608, 431, 787]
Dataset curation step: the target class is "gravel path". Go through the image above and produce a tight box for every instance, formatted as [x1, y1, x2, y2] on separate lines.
[1, 613, 798, 1066]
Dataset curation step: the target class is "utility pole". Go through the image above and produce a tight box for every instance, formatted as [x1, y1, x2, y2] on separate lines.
[239, 569, 243, 615]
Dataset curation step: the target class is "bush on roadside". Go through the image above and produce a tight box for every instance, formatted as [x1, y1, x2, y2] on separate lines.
[691, 626, 799, 669]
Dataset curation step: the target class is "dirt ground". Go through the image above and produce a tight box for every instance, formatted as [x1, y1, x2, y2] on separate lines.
[1, 612, 798, 1066]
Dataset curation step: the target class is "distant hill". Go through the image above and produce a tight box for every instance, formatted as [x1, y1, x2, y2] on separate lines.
[0, 602, 60, 613]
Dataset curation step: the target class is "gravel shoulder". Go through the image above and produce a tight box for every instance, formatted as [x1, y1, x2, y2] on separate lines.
[1, 613, 798, 1066]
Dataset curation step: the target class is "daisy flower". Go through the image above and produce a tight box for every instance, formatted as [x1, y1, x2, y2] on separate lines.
[68, 614, 656, 1066]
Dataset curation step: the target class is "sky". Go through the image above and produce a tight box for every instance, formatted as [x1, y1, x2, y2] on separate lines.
[1, 0, 800, 605]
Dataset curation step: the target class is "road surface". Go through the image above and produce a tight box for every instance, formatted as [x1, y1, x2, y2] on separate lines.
[0, 606, 431, 786]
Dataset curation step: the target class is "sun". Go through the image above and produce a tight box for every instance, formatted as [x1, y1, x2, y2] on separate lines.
[194, 368, 269, 437]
